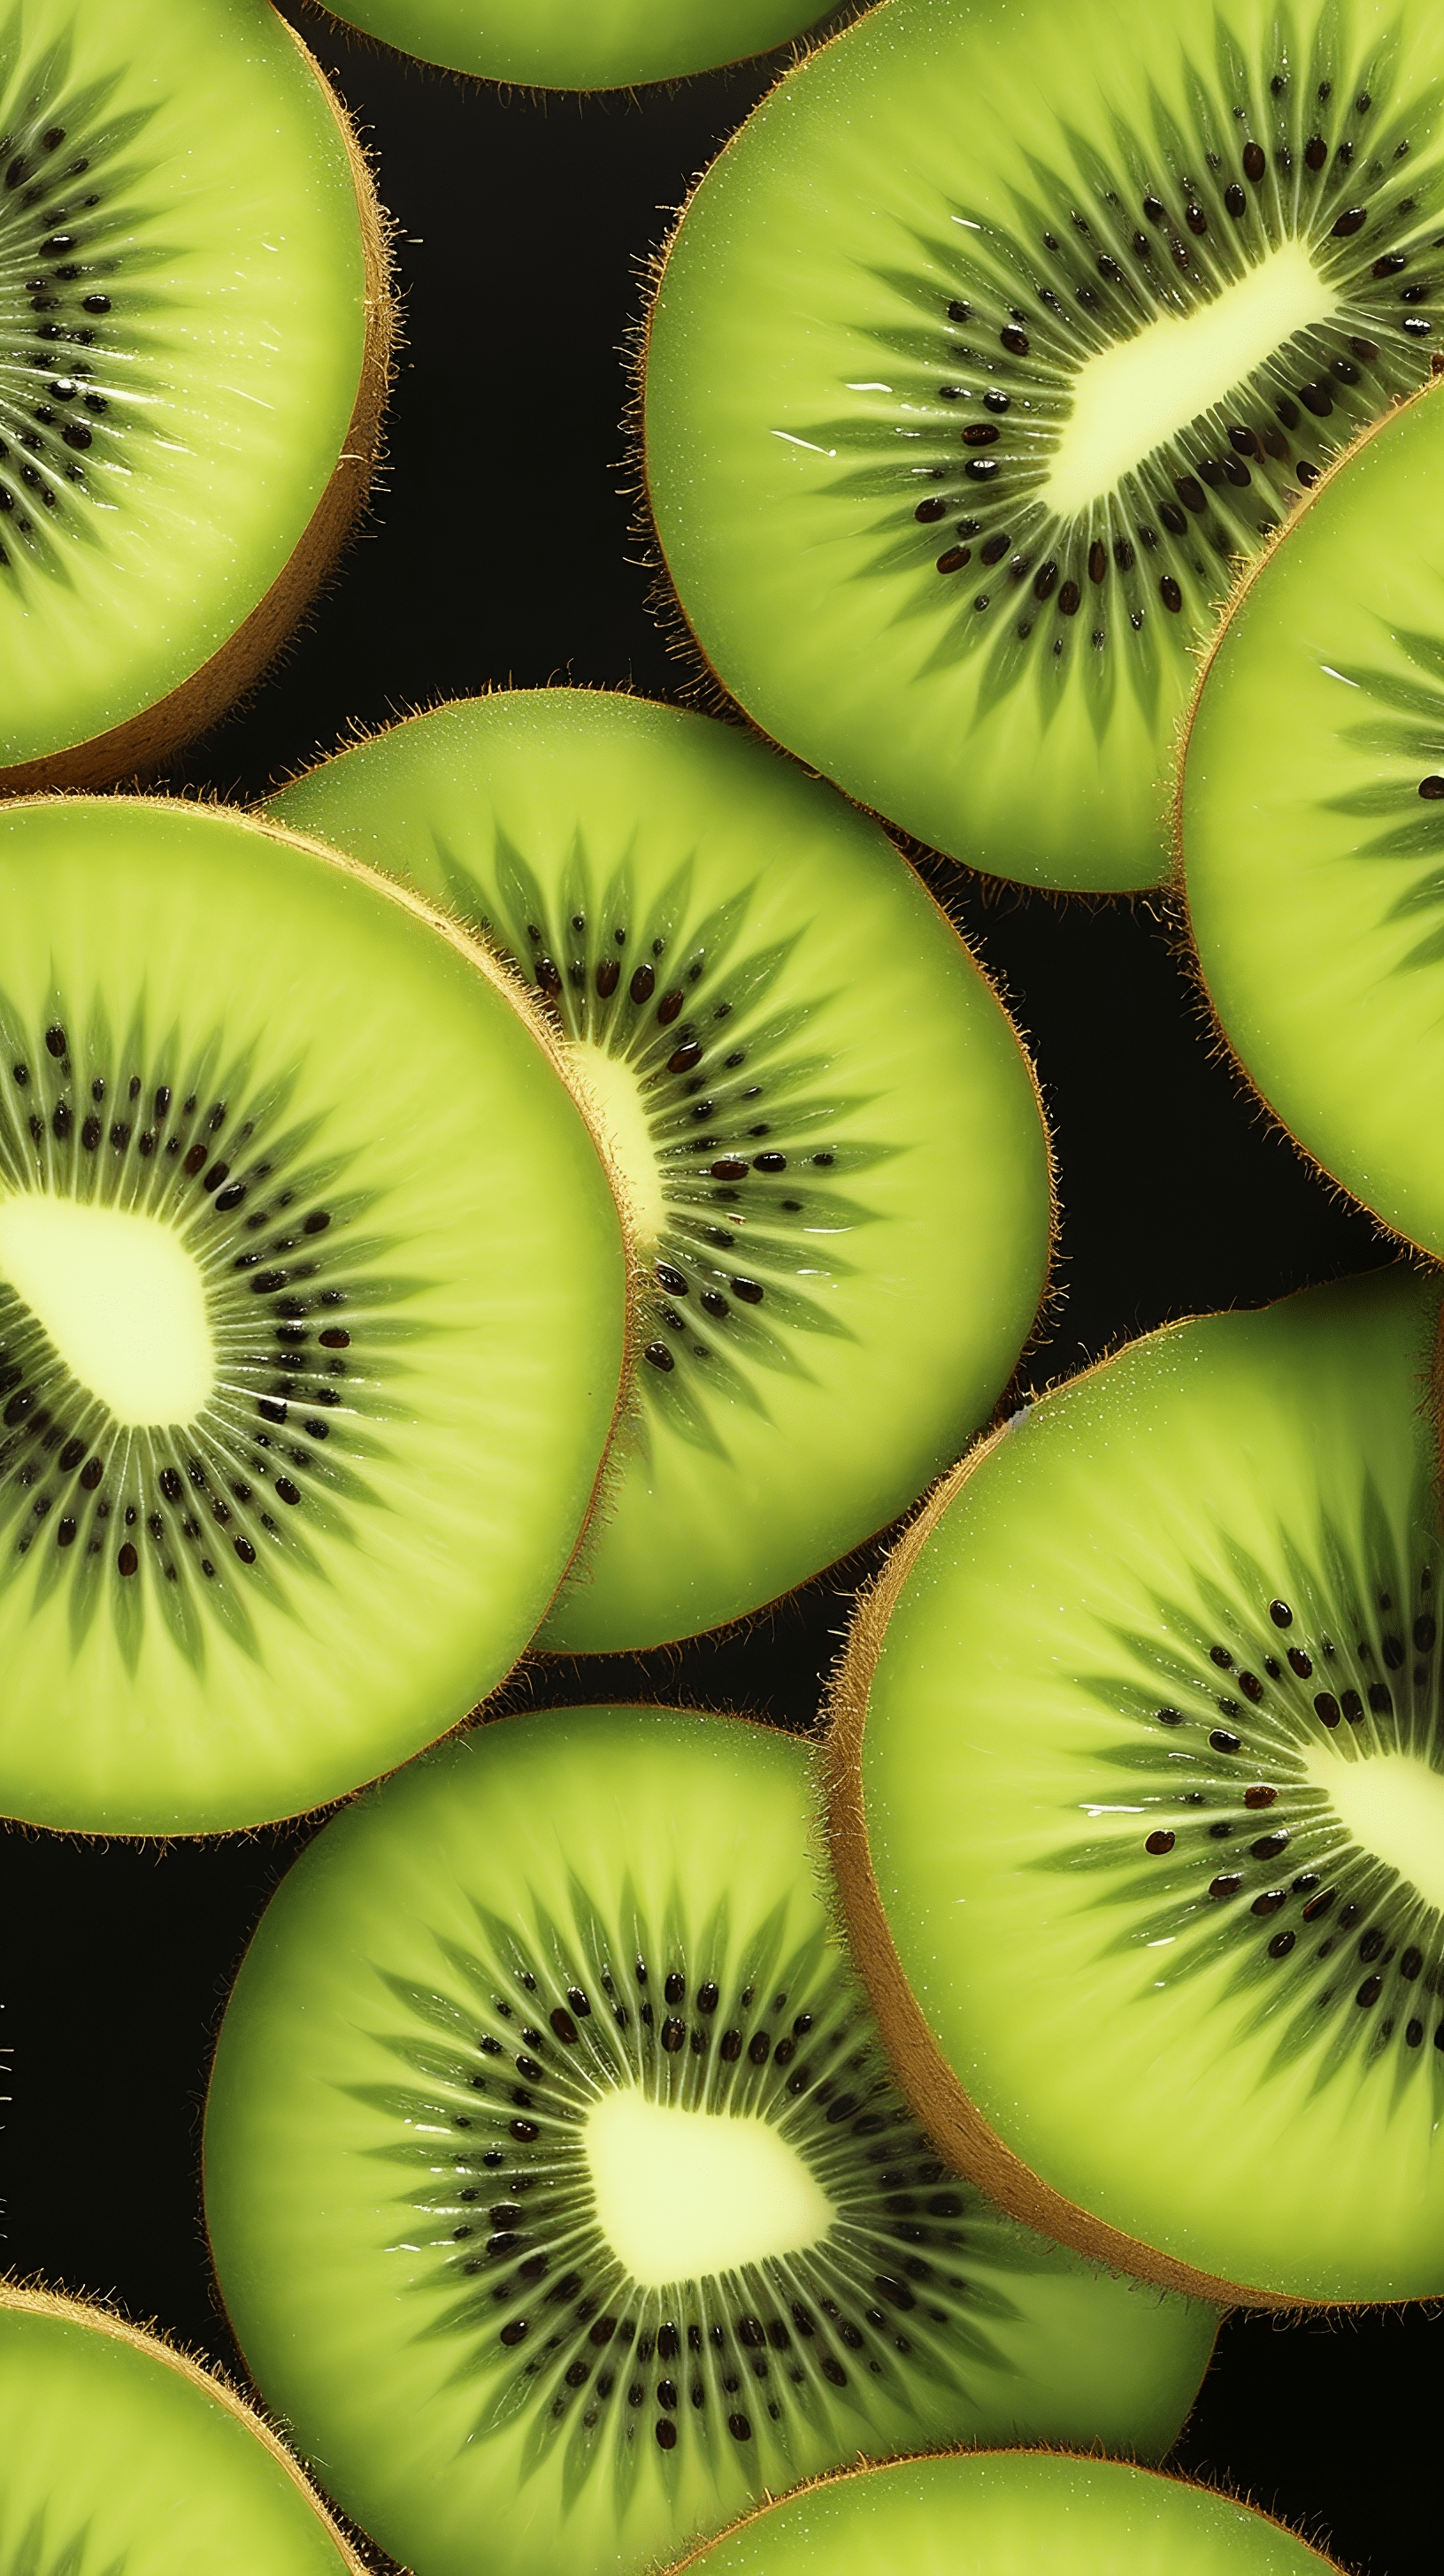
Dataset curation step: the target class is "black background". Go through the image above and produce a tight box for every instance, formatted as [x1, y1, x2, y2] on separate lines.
[0, 9, 1432, 2572]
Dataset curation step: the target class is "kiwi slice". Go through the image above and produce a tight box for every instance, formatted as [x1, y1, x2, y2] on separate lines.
[0, 0, 391, 790]
[643, 0, 1444, 892]
[1182, 372, 1444, 1253]
[265, 691, 1051, 1652]
[671, 2453, 1343, 2576]
[828, 1261, 1444, 2307]
[0, 794, 626, 1835]
[0, 2281, 364, 2572]
[203, 1705, 1219, 2576]
[308, 0, 831, 89]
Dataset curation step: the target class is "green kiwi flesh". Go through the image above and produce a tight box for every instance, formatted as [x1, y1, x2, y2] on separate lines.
[644, 0, 1444, 891]
[0, 2284, 364, 2572]
[0, 0, 388, 788]
[266, 692, 1052, 1653]
[309, 0, 828, 92]
[829, 1264, 1444, 2305]
[0, 796, 626, 1835]
[672, 2452, 1342, 2576]
[203, 1706, 1219, 2576]
[675, 2452, 1340, 2576]
[1183, 374, 1444, 1254]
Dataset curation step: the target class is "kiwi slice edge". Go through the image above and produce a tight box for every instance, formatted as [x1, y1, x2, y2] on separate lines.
[1171, 361, 1444, 873]
[663, 2448, 1346, 2576]
[0, 2275, 368, 2571]
[826, 1265, 1444, 2312]
[305, 0, 835, 94]
[0, 9, 397, 796]
[1177, 363, 1444, 1255]
[822, 1426, 1261, 2310]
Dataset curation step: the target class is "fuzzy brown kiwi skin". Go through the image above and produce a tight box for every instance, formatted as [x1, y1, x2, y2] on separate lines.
[0, 2275, 373, 2572]
[0, 10, 399, 800]
[661, 2448, 1355, 2576]
[1162, 365, 1444, 1267]
[821, 1288, 1444, 2316]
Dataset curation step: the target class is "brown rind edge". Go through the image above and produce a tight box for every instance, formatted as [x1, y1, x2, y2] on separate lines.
[0, 2276, 373, 2572]
[0, 8, 398, 798]
[823, 1418, 1307, 2316]
[657, 2447, 1352, 2576]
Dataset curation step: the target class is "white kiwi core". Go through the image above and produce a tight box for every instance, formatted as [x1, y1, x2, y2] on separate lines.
[1304, 1744, 1444, 1912]
[583, 2086, 835, 2287]
[1043, 240, 1338, 517]
[0, 1191, 214, 1425]
[572, 1043, 666, 1246]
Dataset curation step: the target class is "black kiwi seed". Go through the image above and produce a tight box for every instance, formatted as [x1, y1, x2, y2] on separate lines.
[0, 986, 406, 1637]
[361, 1880, 1008, 2483]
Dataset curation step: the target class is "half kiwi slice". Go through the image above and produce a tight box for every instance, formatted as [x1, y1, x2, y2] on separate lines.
[0, 0, 390, 790]
[643, 0, 1444, 890]
[203, 1706, 1219, 2576]
[1182, 372, 1444, 1254]
[266, 691, 1052, 1652]
[309, 0, 830, 90]
[0, 2282, 364, 2573]
[0, 795, 626, 1835]
[829, 1262, 1444, 2307]
[670, 2452, 1343, 2576]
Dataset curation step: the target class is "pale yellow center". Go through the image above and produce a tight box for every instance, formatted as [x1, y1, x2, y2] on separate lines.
[583, 2087, 834, 2288]
[1303, 1745, 1444, 1912]
[0, 1192, 214, 1425]
[572, 1043, 666, 1246]
[1043, 240, 1338, 517]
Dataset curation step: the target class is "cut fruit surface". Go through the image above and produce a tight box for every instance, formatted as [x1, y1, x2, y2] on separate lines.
[1182, 375, 1444, 1254]
[829, 1265, 1444, 2305]
[267, 692, 1051, 1650]
[0, 797, 626, 1834]
[673, 2452, 1341, 2576]
[311, 0, 829, 88]
[203, 1706, 1218, 2576]
[644, 0, 1444, 890]
[0, 0, 388, 787]
[0, 2284, 364, 2572]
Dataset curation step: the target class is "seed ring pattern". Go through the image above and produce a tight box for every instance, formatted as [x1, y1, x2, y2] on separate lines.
[0, 986, 419, 1666]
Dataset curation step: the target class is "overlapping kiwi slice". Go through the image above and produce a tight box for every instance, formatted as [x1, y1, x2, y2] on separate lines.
[0, 796, 626, 1835]
[1182, 372, 1444, 1252]
[0, 2283, 364, 2573]
[672, 2451, 1343, 2576]
[203, 1706, 1219, 2576]
[311, 0, 831, 89]
[829, 1264, 1444, 2305]
[0, 0, 390, 790]
[267, 691, 1051, 1652]
[644, 0, 1444, 890]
